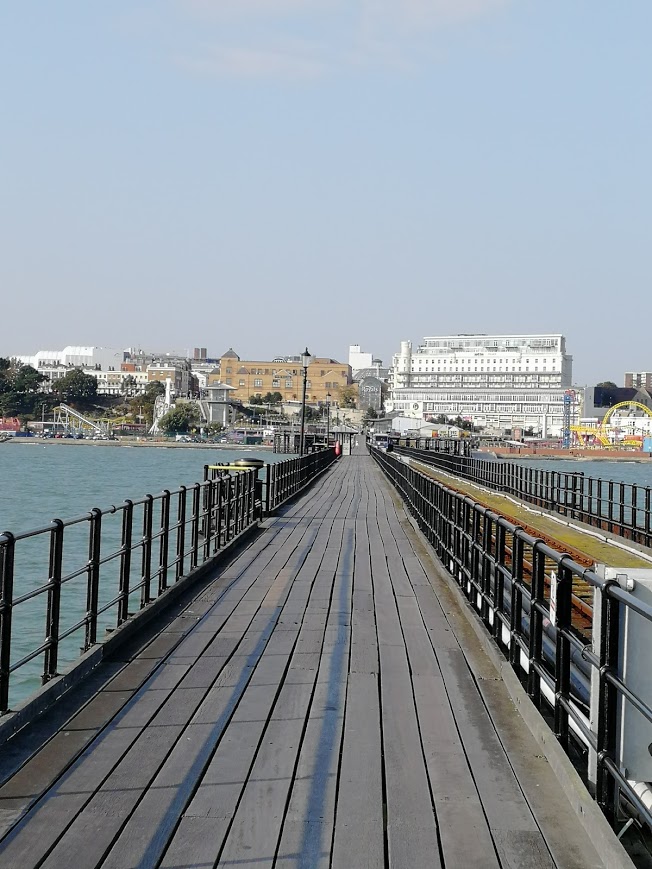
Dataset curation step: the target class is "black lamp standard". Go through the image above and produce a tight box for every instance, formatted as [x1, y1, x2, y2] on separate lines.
[326, 391, 331, 447]
[299, 347, 311, 456]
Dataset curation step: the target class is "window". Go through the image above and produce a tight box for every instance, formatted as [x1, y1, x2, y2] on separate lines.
[239, 379, 245, 386]
[272, 379, 280, 388]
[254, 378, 262, 387]
[285, 380, 293, 388]
[226, 368, 232, 374]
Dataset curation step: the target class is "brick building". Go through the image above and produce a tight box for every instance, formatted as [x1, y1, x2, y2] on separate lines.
[211, 349, 351, 405]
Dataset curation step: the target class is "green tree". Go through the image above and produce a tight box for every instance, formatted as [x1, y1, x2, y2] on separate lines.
[249, 395, 263, 405]
[52, 369, 98, 406]
[122, 374, 137, 396]
[0, 361, 48, 417]
[158, 403, 200, 434]
[596, 381, 618, 390]
[363, 407, 378, 422]
[339, 385, 358, 409]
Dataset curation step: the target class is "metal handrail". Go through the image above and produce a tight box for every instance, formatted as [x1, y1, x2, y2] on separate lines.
[0, 448, 337, 714]
[392, 439, 652, 548]
[370, 443, 652, 829]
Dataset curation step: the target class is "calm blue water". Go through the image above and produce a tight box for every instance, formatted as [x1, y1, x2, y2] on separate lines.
[0, 442, 288, 707]
[509, 457, 652, 488]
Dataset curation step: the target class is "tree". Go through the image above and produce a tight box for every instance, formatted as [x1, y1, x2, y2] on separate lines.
[596, 381, 618, 390]
[122, 374, 137, 396]
[144, 381, 165, 401]
[52, 369, 98, 406]
[158, 403, 200, 434]
[249, 395, 263, 405]
[0, 360, 48, 417]
[339, 385, 358, 409]
[363, 407, 378, 422]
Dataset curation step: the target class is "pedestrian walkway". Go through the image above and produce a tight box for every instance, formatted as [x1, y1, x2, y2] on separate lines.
[0, 448, 609, 868]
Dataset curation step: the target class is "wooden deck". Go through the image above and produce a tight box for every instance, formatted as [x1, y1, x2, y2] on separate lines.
[0, 448, 607, 868]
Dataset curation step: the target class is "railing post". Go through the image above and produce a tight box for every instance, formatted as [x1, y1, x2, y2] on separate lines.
[554, 557, 573, 750]
[596, 580, 620, 820]
[216, 476, 224, 548]
[85, 508, 102, 650]
[204, 479, 214, 560]
[176, 487, 186, 581]
[509, 530, 524, 670]
[118, 500, 133, 624]
[141, 495, 154, 607]
[528, 541, 545, 707]
[190, 484, 201, 570]
[493, 522, 506, 646]
[159, 490, 171, 594]
[44, 518, 64, 682]
[0, 533, 16, 713]
[264, 464, 271, 515]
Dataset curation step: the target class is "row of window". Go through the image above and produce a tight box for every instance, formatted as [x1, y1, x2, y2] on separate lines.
[394, 392, 566, 403]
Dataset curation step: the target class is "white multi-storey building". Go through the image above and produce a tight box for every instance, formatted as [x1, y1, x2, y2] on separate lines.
[348, 344, 373, 375]
[387, 334, 573, 436]
[15, 346, 125, 372]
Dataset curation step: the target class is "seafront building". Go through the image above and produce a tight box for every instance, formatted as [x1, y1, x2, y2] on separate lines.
[386, 333, 573, 436]
[624, 372, 652, 389]
[210, 349, 351, 405]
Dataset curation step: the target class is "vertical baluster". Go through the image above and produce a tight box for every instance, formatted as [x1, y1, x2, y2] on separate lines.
[553, 558, 573, 750]
[190, 484, 200, 570]
[159, 490, 170, 593]
[118, 500, 133, 624]
[509, 531, 524, 670]
[85, 508, 102, 649]
[596, 579, 620, 821]
[203, 480, 213, 561]
[176, 487, 186, 581]
[528, 542, 545, 707]
[44, 519, 64, 682]
[0, 533, 16, 713]
[141, 495, 153, 607]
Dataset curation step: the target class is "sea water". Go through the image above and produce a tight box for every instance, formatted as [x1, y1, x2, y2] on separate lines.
[0, 442, 287, 706]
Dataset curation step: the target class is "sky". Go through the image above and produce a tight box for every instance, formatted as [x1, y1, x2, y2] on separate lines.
[2, 1, 650, 385]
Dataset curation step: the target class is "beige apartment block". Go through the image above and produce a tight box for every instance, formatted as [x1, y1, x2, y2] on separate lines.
[146, 362, 191, 396]
[211, 349, 351, 404]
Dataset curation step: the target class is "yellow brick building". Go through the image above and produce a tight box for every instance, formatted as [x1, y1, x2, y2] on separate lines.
[209, 349, 351, 404]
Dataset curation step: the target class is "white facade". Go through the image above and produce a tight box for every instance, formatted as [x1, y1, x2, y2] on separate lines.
[15, 346, 125, 372]
[348, 344, 373, 374]
[387, 334, 573, 436]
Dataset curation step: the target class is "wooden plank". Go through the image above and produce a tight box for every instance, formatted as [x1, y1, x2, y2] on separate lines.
[331, 672, 384, 868]
[102, 476, 351, 868]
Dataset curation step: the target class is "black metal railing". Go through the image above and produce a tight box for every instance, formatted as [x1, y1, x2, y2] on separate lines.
[0, 449, 337, 714]
[264, 448, 338, 513]
[370, 444, 652, 830]
[393, 440, 652, 548]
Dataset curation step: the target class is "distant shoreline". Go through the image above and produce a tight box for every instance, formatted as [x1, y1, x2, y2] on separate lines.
[3, 438, 274, 451]
[481, 448, 652, 463]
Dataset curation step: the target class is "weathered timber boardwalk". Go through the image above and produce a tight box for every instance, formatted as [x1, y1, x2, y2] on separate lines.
[0, 447, 608, 868]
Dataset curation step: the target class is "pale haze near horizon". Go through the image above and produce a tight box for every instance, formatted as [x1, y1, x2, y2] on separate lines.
[2, 1, 650, 385]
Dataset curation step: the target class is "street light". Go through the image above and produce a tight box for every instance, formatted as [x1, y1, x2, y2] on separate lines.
[299, 347, 311, 456]
[326, 391, 331, 447]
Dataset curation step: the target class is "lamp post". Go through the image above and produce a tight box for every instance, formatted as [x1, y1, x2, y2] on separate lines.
[326, 391, 331, 447]
[299, 347, 311, 456]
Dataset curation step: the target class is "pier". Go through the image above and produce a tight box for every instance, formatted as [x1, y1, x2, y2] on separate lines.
[0, 446, 642, 867]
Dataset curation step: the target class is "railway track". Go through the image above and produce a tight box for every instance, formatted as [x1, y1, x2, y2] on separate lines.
[414, 462, 595, 635]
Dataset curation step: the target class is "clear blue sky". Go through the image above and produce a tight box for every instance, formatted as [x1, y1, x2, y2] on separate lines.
[2, 1, 650, 384]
